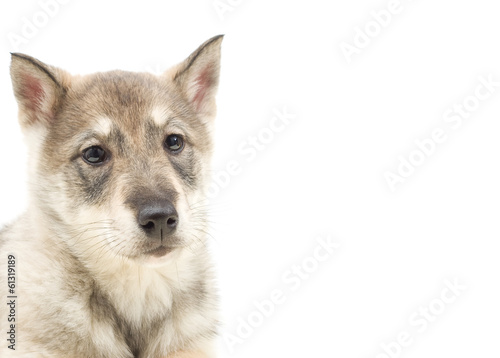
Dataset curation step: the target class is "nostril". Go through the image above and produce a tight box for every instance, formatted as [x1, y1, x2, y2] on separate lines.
[142, 221, 155, 230]
[166, 216, 177, 228]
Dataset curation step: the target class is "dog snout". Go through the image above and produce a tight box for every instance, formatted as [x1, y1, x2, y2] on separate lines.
[138, 200, 178, 238]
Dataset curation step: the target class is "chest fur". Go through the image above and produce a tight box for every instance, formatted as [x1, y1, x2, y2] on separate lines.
[86, 267, 215, 357]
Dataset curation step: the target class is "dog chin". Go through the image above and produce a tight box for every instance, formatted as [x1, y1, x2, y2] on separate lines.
[136, 246, 183, 267]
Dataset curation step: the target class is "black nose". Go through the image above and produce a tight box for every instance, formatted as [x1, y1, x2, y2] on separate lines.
[138, 200, 178, 238]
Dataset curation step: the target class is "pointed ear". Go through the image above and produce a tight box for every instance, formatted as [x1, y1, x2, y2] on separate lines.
[169, 35, 223, 119]
[10, 53, 69, 128]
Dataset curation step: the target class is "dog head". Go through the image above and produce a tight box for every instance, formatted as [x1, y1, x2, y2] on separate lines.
[10, 35, 223, 266]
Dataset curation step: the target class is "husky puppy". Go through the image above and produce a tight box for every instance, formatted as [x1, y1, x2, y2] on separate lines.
[0, 35, 223, 358]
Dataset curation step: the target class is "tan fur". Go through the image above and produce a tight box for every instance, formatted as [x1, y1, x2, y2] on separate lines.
[0, 35, 223, 358]
[169, 350, 210, 358]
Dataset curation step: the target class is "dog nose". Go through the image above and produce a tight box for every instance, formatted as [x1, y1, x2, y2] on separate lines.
[138, 200, 178, 238]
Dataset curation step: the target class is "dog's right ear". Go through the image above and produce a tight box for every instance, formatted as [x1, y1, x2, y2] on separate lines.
[10, 53, 70, 128]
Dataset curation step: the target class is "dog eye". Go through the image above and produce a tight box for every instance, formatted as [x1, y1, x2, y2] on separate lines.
[82, 146, 108, 165]
[164, 134, 184, 153]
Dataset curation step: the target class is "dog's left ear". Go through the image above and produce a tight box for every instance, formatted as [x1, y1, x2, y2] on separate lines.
[169, 35, 223, 119]
[10, 53, 70, 129]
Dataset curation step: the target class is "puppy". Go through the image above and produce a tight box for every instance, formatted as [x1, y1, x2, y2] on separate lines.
[0, 35, 223, 358]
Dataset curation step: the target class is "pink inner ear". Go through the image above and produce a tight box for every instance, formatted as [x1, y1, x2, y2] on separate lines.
[21, 74, 45, 112]
[192, 66, 213, 111]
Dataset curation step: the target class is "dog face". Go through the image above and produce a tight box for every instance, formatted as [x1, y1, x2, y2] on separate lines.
[10, 36, 223, 266]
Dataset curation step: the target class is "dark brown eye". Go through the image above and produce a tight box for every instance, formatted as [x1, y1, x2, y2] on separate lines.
[165, 134, 184, 153]
[82, 146, 108, 165]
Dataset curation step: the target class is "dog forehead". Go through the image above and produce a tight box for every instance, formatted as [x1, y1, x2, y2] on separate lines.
[71, 71, 164, 119]
[60, 71, 189, 135]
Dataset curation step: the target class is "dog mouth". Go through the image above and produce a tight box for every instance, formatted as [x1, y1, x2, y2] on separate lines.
[144, 245, 173, 257]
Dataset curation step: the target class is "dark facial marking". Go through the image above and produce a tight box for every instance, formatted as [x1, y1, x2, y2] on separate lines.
[168, 151, 198, 188]
[73, 161, 112, 205]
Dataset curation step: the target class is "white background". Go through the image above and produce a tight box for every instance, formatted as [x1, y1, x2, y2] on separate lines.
[1, 0, 500, 357]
